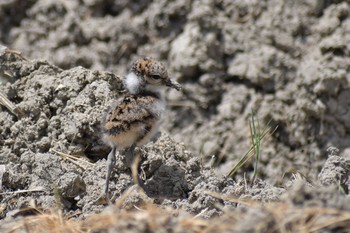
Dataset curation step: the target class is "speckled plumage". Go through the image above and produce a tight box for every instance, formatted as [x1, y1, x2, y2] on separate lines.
[103, 94, 163, 149]
[103, 57, 181, 199]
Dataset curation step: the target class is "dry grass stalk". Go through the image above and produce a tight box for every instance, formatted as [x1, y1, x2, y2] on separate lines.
[0, 92, 24, 118]
[3, 192, 350, 233]
[0, 187, 45, 196]
[0, 47, 29, 61]
[49, 149, 94, 170]
[5, 209, 82, 233]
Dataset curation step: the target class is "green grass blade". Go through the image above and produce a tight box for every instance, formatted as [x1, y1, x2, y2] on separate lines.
[227, 112, 276, 178]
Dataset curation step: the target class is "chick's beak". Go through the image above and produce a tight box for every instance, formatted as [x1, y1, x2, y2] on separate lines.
[166, 79, 182, 91]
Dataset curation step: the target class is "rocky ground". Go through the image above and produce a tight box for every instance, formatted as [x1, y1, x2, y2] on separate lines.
[1, 0, 350, 232]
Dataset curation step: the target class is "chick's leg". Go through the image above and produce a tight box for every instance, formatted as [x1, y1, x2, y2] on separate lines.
[124, 144, 136, 168]
[105, 146, 116, 196]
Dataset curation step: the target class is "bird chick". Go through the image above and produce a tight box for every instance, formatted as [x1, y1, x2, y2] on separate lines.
[102, 57, 181, 197]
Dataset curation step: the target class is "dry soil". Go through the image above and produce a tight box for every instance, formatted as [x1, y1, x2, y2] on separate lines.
[1, 0, 350, 232]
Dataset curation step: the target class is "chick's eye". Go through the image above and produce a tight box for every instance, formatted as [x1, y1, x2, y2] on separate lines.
[150, 74, 161, 80]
